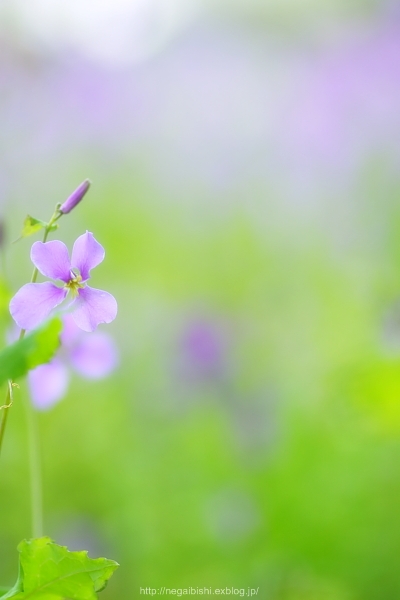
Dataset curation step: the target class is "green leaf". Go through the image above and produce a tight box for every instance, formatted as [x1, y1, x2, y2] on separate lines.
[0, 318, 62, 386]
[15, 216, 58, 242]
[0, 537, 119, 599]
[21, 215, 46, 237]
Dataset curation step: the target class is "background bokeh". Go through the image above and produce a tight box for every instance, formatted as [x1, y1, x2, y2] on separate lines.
[1, 1, 400, 598]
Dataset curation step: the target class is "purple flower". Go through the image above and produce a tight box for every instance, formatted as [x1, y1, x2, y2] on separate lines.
[9, 231, 117, 332]
[28, 314, 118, 410]
[59, 179, 91, 214]
[177, 318, 227, 382]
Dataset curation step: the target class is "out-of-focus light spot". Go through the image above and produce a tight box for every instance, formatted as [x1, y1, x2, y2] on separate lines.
[0, 0, 201, 66]
[231, 394, 279, 462]
[175, 317, 229, 383]
[51, 515, 109, 557]
[204, 488, 261, 544]
[381, 299, 400, 354]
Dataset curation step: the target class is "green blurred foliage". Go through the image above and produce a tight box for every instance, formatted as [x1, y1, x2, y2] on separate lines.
[1, 171, 400, 599]
[0, 318, 61, 386]
[1, 4, 400, 596]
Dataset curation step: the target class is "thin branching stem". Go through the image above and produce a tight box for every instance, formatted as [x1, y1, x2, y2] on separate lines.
[0, 207, 63, 537]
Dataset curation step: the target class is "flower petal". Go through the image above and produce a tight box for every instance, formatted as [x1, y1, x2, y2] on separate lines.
[31, 240, 71, 282]
[70, 332, 119, 379]
[71, 286, 117, 332]
[28, 359, 69, 410]
[71, 231, 105, 282]
[9, 282, 67, 330]
[60, 313, 82, 348]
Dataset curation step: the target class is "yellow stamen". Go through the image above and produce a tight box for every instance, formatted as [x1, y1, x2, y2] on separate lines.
[65, 274, 84, 297]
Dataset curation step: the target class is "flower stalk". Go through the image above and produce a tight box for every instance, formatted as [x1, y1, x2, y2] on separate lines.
[0, 186, 88, 539]
[25, 385, 43, 538]
[0, 208, 60, 457]
[0, 180, 90, 457]
[0, 382, 13, 460]
[0, 206, 64, 538]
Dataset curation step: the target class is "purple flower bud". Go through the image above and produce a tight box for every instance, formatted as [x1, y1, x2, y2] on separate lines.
[59, 179, 91, 214]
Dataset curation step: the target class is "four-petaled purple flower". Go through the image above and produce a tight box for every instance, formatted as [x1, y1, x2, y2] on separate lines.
[10, 231, 117, 332]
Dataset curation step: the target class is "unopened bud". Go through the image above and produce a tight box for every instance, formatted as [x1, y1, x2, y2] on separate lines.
[59, 179, 91, 214]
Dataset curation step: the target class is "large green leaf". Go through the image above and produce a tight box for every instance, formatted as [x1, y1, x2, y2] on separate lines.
[0, 537, 119, 599]
[0, 318, 62, 386]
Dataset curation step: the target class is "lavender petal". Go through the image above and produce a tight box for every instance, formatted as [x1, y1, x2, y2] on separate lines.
[71, 286, 117, 332]
[60, 313, 82, 348]
[71, 231, 105, 282]
[9, 282, 67, 330]
[70, 331, 119, 379]
[31, 240, 71, 282]
[28, 359, 69, 410]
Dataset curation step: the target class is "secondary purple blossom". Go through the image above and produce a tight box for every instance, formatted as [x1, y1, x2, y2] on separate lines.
[28, 314, 118, 410]
[177, 318, 227, 382]
[9, 231, 117, 332]
[59, 179, 91, 214]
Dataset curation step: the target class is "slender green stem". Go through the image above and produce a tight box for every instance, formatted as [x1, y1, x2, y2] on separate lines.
[0, 208, 61, 456]
[28, 209, 61, 287]
[24, 389, 43, 538]
[0, 384, 12, 456]
[0, 206, 63, 537]
[23, 209, 62, 538]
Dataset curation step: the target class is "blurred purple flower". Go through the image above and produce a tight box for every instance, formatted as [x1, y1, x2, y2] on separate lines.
[28, 313, 118, 410]
[177, 318, 227, 382]
[10, 231, 117, 332]
[281, 19, 400, 182]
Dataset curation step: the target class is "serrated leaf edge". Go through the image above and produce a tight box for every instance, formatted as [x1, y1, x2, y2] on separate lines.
[17, 538, 119, 599]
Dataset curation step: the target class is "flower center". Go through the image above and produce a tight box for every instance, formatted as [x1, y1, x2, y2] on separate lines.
[65, 274, 84, 297]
